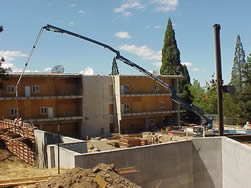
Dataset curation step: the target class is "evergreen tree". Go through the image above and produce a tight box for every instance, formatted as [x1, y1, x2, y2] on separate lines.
[160, 18, 182, 75]
[0, 26, 3, 32]
[239, 53, 251, 122]
[160, 18, 192, 103]
[230, 35, 246, 93]
[111, 57, 119, 75]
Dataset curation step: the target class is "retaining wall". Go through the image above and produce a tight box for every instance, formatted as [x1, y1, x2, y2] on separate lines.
[44, 137, 251, 188]
[34, 129, 87, 168]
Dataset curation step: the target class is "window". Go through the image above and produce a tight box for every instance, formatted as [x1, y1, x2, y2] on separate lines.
[154, 85, 159, 91]
[10, 108, 18, 116]
[124, 104, 130, 112]
[109, 104, 114, 114]
[32, 85, 40, 93]
[7, 85, 15, 93]
[124, 85, 129, 91]
[40, 107, 48, 114]
[160, 102, 165, 108]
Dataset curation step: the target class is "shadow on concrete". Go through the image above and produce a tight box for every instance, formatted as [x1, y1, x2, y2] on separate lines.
[192, 144, 218, 188]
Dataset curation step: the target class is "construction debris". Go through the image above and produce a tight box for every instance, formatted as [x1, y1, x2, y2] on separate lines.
[35, 163, 141, 188]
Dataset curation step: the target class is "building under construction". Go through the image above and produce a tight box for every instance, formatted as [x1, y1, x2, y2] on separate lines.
[0, 73, 182, 139]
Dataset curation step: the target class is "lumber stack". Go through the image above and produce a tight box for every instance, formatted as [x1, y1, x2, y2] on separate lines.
[120, 135, 141, 147]
[0, 119, 36, 165]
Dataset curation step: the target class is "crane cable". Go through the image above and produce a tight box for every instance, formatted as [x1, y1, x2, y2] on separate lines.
[15, 28, 44, 116]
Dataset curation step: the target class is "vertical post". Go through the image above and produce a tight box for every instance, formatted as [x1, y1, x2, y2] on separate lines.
[176, 78, 181, 129]
[57, 124, 60, 174]
[213, 24, 224, 136]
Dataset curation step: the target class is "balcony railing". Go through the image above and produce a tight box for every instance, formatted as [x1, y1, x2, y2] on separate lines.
[122, 110, 185, 117]
[0, 95, 82, 100]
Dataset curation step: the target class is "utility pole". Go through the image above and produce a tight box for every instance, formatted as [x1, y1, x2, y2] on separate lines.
[213, 24, 224, 136]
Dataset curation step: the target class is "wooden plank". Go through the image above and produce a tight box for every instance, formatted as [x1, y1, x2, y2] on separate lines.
[95, 175, 107, 188]
[118, 167, 139, 175]
[0, 176, 55, 184]
[0, 180, 48, 187]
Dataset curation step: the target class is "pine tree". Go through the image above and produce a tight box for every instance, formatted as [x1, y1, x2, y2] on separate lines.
[239, 53, 251, 122]
[111, 57, 119, 75]
[230, 35, 246, 93]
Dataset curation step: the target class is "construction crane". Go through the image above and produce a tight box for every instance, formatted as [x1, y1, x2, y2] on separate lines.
[18, 24, 212, 128]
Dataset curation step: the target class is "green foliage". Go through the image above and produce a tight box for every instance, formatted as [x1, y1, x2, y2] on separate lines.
[230, 35, 246, 93]
[160, 18, 192, 104]
[160, 18, 182, 75]
[111, 57, 119, 75]
[189, 77, 217, 115]
[239, 54, 251, 121]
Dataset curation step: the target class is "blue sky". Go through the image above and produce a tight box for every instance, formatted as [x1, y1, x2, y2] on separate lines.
[1, 0, 251, 86]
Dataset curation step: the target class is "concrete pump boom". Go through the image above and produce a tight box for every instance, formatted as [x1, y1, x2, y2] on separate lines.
[23, 24, 212, 126]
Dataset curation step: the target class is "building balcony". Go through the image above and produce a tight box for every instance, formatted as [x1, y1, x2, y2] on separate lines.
[26, 116, 83, 123]
[0, 95, 82, 101]
[121, 110, 185, 117]
[121, 93, 172, 97]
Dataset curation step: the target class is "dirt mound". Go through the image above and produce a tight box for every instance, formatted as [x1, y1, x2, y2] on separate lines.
[36, 164, 141, 188]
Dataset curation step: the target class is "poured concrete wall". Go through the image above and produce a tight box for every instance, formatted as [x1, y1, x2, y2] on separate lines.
[75, 141, 194, 188]
[192, 137, 222, 188]
[82, 76, 113, 138]
[42, 136, 251, 187]
[34, 129, 86, 168]
[222, 137, 251, 188]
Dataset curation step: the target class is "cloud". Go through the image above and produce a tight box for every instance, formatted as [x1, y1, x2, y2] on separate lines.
[115, 32, 132, 39]
[153, 25, 161, 29]
[114, 0, 144, 16]
[151, 0, 179, 12]
[78, 10, 85, 14]
[181, 62, 192, 67]
[80, 67, 94, 75]
[43, 67, 52, 72]
[119, 44, 161, 61]
[0, 50, 27, 72]
[152, 62, 162, 67]
[191, 68, 201, 72]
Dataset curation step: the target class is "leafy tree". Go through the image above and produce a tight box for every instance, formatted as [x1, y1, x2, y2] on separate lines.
[111, 57, 119, 75]
[0, 26, 10, 89]
[230, 35, 246, 93]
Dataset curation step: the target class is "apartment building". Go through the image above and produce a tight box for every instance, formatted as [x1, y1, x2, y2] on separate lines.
[117, 75, 181, 133]
[0, 73, 181, 138]
[0, 73, 83, 138]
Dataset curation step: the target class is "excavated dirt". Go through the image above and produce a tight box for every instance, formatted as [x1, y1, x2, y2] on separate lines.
[35, 164, 141, 188]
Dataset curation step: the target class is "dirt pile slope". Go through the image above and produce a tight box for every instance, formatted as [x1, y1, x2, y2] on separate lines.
[36, 163, 141, 188]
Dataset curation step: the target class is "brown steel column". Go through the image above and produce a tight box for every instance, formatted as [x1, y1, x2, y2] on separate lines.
[213, 24, 224, 136]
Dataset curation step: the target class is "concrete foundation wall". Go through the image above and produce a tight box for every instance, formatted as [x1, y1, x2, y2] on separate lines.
[75, 141, 194, 188]
[222, 137, 251, 188]
[34, 129, 86, 168]
[47, 144, 80, 169]
[192, 137, 222, 188]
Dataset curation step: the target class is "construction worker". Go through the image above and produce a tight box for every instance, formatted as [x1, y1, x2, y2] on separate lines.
[18, 117, 23, 127]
